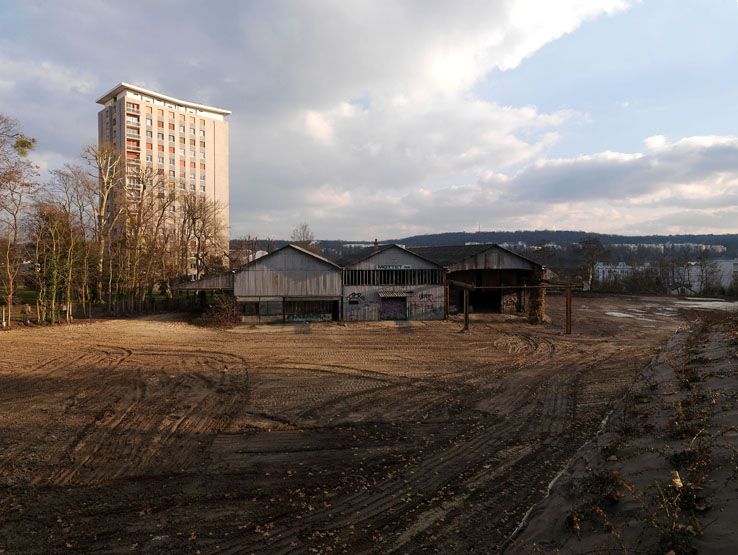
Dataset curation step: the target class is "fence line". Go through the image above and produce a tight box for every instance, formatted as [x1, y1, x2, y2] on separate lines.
[0, 295, 201, 328]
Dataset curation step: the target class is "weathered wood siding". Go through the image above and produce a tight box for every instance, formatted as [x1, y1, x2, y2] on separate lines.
[350, 247, 439, 270]
[343, 284, 444, 321]
[234, 247, 342, 299]
[343, 246, 445, 321]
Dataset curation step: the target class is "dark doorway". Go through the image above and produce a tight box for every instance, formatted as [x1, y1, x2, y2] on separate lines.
[331, 300, 340, 321]
[469, 289, 502, 312]
[380, 297, 407, 320]
[450, 286, 502, 313]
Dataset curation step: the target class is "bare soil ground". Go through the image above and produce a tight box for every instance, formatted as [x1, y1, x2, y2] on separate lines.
[509, 305, 738, 554]
[0, 295, 708, 553]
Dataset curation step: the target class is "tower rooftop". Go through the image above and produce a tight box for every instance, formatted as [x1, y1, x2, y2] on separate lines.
[96, 82, 231, 116]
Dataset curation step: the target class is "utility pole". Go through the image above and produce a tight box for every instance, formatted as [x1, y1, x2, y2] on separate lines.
[463, 289, 469, 332]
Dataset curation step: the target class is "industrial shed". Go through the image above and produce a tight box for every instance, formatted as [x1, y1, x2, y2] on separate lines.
[234, 244, 342, 322]
[337, 245, 445, 321]
[410, 244, 544, 314]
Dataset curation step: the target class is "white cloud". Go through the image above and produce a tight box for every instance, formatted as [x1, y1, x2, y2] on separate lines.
[644, 135, 667, 150]
[386, 135, 738, 235]
[303, 111, 335, 145]
[26, 149, 66, 176]
[0, 56, 94, 96]
[18, 1, 726, 239]
[194, 0, 639, 237]
[231, 132, 738, 237]
[511, 135, 738, 203]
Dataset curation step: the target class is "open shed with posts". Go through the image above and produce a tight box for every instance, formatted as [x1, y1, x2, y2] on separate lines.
[234, 244, 342, 322]
[336, 244, 445, 321]
[174, 272, 235, 292]
[409, 244, 545, 317]
[172, 271, 234, 308]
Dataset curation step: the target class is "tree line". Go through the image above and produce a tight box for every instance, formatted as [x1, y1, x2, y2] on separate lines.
[523, 236, 736, 296]
[0, 114, 226, 327]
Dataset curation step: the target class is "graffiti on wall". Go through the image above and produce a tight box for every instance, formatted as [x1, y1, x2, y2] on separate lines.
[347, 292, 366, 305]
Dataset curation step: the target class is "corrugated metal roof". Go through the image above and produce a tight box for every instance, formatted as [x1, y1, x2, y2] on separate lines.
[332, 245, 395, 267]
[409, 244, 542, 269]
[334, 244, 443, 268]
[238, 244, 342, 271]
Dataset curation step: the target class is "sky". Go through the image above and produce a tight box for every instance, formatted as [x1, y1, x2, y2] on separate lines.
[1, 0, 738, 240]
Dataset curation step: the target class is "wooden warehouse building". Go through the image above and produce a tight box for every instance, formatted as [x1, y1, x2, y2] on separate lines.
[176, 242, 545, 323]
[409, 244, 544, 314]
[234, 244, 342, 322]
[336, 244, 445, 321]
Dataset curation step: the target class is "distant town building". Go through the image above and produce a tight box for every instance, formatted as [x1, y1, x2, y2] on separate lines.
[595, 259, 738, 294]
[608, 243, 727, 254]
[594, 261, 638, 282]
[96, 83, 231, 273]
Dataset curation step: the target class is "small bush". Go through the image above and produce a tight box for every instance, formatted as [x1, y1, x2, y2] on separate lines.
[200, 294, 239, 328]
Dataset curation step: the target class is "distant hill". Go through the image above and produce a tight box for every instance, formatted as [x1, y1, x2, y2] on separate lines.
[232, 230, 738, 258]
[385, 230, 738, 250]
[323, 231, 738, 256]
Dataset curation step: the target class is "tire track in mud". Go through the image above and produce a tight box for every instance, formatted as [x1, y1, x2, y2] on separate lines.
[0, 297, 683, 554]
[0, 347, 140, 482]
[212, 354, 603, 554]
[285, 363, 483, 423]
[90, 345, 134, 370]
[33, 347, 249, 487]
[218, 334, 626, 553]
[245, 366, 388, 421]
[381, 358, 618, 553]
[245, 347, 499, 426]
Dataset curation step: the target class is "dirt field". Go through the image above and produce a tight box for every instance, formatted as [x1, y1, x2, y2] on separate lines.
[0, 295, 703, 553]
[510, 304, 738, 554]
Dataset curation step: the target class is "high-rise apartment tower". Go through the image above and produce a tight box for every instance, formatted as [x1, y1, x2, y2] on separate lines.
[96, 83, 230, 265]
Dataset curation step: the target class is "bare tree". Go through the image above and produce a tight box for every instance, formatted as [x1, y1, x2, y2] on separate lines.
[578, 236, 608, 290]
[28, 202, 72, 324]
[228, 235, 265, 269]
[695, 248, 719, 295]
[123, 166, 174, 301]
[179, 193, 226, 278]
[0, 115, 37, 324]
[290, 222, 320, 254]
[82, 143, 123, 304]
[665, 246, 692, 294]
[48, 165, 97, 318]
